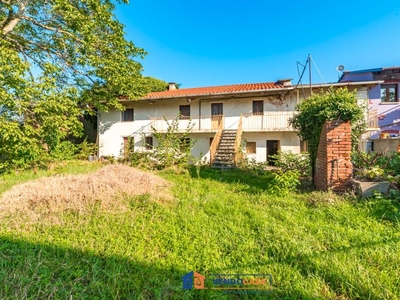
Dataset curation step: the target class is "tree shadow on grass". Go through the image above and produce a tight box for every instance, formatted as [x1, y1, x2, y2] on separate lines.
[189, 167, 275, 195]
[0, 235, 342, 300]
[0, 235, 238, 299]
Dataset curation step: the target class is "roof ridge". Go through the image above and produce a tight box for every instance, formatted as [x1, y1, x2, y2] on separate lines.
[170, 81, 281, 91]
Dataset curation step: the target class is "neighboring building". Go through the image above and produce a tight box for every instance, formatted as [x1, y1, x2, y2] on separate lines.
[98, 79, 380, 165]
[339, 67, 400, 140]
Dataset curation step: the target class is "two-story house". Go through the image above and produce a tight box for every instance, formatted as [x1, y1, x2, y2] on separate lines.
[98, 79, 380, 165]
[339, 67, 400, 139]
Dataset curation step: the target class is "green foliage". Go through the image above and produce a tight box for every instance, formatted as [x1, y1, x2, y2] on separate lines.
[362, 197, 400, 223]
[137, 76, 169, 93]
[0, 0, 166, 172]
[351, 150, 400, 187]
[290, 88, 366, 172]
[270, 150, 312, 178]
[2, 164, 400, 298]
[127, 116, 196, 170]
[267, 170, 300, 196]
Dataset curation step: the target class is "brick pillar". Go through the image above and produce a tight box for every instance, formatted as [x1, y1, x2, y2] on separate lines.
[314, 120, 352, 193]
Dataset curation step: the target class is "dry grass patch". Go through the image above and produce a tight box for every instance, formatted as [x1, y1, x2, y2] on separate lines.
[0, 164, 172, 219]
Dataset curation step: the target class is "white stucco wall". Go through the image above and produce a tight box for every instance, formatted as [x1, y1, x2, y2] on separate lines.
[98, 94, 300, 160]
[242, 132, 301, 162]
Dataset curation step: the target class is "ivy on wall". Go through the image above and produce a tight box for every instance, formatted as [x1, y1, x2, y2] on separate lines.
[290, 87, 366, 173]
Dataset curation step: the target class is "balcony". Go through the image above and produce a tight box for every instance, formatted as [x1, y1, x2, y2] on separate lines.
[241, 112, 295, 131]
[149, 115, 223, 132]
[149, 112, 296, 133]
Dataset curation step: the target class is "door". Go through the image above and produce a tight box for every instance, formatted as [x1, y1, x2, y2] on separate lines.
[266, 140, 280, 165]
[211, 103, 223, 130]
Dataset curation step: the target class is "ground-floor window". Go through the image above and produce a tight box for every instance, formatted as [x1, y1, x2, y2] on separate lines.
[246, 142, 257, 153]
[300, 140, 308, 152]
[145, 136, 153, 150]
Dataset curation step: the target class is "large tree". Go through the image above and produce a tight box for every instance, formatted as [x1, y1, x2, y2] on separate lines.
[0, 0, 152, 170]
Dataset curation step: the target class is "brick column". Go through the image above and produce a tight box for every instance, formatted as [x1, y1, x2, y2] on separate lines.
[314, 120, 352, 193]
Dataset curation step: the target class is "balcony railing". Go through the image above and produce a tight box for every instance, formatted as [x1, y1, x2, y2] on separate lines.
[150, 115, 224, 132]
[150, 112, 296, 132]
[241, 112, 295, 131]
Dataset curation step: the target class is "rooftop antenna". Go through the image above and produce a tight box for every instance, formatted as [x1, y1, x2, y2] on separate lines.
[337, 65, 345, 80]
[308, 54, 312, 95]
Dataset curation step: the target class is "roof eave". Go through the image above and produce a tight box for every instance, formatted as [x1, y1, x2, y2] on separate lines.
[299, 81, 383, 88]
[133, 86, 295, 101]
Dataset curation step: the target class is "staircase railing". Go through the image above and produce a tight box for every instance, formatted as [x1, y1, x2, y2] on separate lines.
[209, 117, 224, 164]
[126, 121, 154, 137]
[234, 114, 243, 166]
[366, 109, 379, 129]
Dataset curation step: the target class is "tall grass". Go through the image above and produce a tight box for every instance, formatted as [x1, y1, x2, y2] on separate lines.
[0, 164, 399, 299]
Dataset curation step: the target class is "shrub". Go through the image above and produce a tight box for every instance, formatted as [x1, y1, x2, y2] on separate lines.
[266, 170, 300, 196]
[270, 150, 311, 178]
[125, 115, 197, 170]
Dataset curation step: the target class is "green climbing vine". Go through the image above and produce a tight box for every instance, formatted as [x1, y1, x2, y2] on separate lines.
[289, 87, 366, 172]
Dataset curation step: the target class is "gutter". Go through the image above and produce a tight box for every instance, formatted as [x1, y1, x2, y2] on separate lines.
[298, 80, 384, 89]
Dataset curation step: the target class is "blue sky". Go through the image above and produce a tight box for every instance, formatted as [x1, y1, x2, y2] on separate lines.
[115, 0, 400, 88]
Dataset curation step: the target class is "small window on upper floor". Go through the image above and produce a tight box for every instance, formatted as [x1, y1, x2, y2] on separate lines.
[246, 142, 256, 154]
[381, 84, 398, 103]
[252, 101, 264, 115]
[179, 105, 190, 119]
[122, 108, 134, 122]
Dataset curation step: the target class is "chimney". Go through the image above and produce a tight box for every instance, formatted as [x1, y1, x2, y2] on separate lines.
[277, 78, 292, 86]
[168, 82, 177, 91]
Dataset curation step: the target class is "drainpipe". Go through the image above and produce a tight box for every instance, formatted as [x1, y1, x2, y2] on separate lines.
[96, 111, 100, 159]
[199, 99, 202, 130]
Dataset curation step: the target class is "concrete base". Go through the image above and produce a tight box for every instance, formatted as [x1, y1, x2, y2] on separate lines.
[352, 179, 390, 197]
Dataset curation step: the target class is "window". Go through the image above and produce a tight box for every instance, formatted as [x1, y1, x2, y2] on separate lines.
[145, 136, 153, 150]
[252, 100, 264, 115]
[122, 108, 134, 121]
[246, 142, 256, 154]
[180, 137, 191, 152]
[381, 84, 398, 103]
[300, 140, 308, 152]
[179, 105, 190, 119]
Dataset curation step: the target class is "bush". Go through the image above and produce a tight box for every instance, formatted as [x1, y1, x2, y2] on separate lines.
[124, 115, 197, 170]
[266, 170, 300, 196]
[270, 151, 311, 178]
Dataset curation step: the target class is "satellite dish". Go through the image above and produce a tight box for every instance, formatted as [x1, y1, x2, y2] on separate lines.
[337, 65, 345, 72]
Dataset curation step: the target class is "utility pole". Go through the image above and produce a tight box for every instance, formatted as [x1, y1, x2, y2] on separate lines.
[308, 54, 312, 95]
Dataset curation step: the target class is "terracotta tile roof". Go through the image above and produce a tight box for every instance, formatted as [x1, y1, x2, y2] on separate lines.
[143, 82, 289, 99]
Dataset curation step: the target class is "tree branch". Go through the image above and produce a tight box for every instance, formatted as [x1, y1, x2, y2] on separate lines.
[20, 15, 84, 44]
[1, 0, 28, 35]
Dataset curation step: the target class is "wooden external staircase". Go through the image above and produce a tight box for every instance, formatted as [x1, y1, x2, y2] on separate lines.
[212, 130, 237, 168]
[210, 115, 243, 169]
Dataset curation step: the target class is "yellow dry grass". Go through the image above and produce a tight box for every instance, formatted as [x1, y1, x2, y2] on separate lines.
[0, 164, 171, 219]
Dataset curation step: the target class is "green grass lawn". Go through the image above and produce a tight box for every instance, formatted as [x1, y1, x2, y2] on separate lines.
[0, 163, 399, 299]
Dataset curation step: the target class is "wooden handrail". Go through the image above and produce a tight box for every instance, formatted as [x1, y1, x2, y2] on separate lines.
[234, 114, 243, 166]
[209, 117, 224, 164]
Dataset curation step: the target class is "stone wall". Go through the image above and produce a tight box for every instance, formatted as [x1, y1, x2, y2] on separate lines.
[314, 120, 352, 193]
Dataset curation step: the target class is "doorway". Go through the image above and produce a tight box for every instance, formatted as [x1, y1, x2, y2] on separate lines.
[266, 140, 280, 165]
[211, 103, 223, 130]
